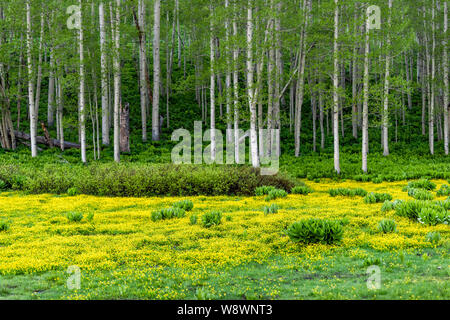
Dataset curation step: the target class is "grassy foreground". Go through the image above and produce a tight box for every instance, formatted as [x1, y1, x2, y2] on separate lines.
[0, 180, 448, 300]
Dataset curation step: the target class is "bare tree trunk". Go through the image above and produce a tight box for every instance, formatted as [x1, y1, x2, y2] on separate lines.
[113, 0, 121, 162]
[362, 15, 370, 173]
[382, 0, 392, 157]
[79, 0, 87, 163]
[34, 11, 44, 116]
[137, 0, 148, 142]
[26, 1, 37, 157]
[120, 102, 130, 153]
[152, 0, 161, 141]
[233, 4, 240, 164]
[430, 2, 435, 155]
[48, 48, 55, 127]
[225, 0, 233, 146]
[210, 4, 216, 162]
[444, 1, 449, 155]
[333, 0, 340, 173]
[99, 2, 110, 146]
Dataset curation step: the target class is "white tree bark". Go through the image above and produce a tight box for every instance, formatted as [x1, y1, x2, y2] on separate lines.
[333, 0, 340, 173]
[152, 0, 161, 141]
[79, 0, 87, 163]
[99, 2, 110, 146]
[247, 0, 259, 168]
[138, 0, 148, 142]
[34, 11, 44, 115]
[362, 9, 370, 173]
[210, 5, 216, 162]
[233, 3, 240, 164]
[113, 0, 121, 162]
[26, 1, 37, 157]
[430, 2, 435, 155]
[444, 1, 449, 155]
[382, 0, 392, 157]
[47, 48, 55, 127]
[225, 0, 232, 146]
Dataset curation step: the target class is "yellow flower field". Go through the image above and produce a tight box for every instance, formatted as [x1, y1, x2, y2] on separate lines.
[0, 180, 448, 277]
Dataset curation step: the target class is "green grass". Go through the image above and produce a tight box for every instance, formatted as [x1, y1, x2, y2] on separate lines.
[0, 248, 448, 300]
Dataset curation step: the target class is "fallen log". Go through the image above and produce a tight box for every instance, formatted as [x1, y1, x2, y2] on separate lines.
[14, 131, 81, 149]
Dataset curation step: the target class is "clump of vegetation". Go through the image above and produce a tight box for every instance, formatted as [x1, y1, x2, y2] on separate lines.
[173, 200, 194, 211]
[67, 187, 80, 196]
[66, 211, 84, 223]
[151, 207, 186, 222]
[0, 220, 10, 232]
[265, 189, 288, 201]
[287, 218, 344, 245]
[255, 186, 276, 196]
[291, 186, 313, 195]
[86, 212, 95, 223]
[190, 214, 198, 225]
[0, 179, 6, 191]
[405, 179, 437, 191]
[328, 188, 368, 197]
[364, 192, 393, 204]
[378, 219, 397, 234]
[407, 188, 434, 201]
[436, 185, 450, 197]
[418, 208, 448, 226]
[425, 232, 441, 244]
[381, 200, 404, 212]
[201, 211, 222, 228]
[263, 204, 279, 215]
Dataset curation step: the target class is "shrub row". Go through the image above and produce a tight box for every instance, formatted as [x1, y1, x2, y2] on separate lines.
[287, 218, 344, 245]
[328, 188, 368, 197]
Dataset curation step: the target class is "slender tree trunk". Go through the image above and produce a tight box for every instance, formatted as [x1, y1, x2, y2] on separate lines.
[113, 0, 121, 162]
[430, 2, 435, 155]
[137, 0, 148, 142]
[26, 1, 37, 157]
[48, 48, 55, 128]
[210, 4, 216, 162]
[79, 0, 87, 163]
[225, 0, 232, 146]
[382, 0, 392, 156]
[233, 4, 240, 164]
[34, 11, 44, 116]
[152, 0, 161, 141]
[362, 14, 370, 173]
[333, 0, 340, 173]
[99, 2, 110, 146]
[444, 1, 449, 155]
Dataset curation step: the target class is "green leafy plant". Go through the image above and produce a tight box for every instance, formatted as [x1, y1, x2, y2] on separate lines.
[364, 192, 392, 204]
[201, 211, 222, 228]
[190, 214, 198, 225]
[263, 204, 279, 215]
[405, 179, 436, 191]
[378, 219, 397, 233]
[418, 208, 448, 226]
[86, 212, 95, 223]
[291, 186, 313, 195]
[66, 211, 84, 223]
[152, 207, 186, 222]
[0, 220, 10, 232]
[425, 232, 441, 244]
[0, 179, 6, 191]
[67, 187, 80, 196]
[287, 218, 344, 245]
[255, 186, 276, 196]
[265, 189, 288, 201]
[173, 200, 194, 211]
[436, 185, 450, 197]
[328, 188, 367, 197]
[408, 188, 434, 200]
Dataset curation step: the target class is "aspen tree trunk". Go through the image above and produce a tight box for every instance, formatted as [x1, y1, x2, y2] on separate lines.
[382, 0, 392, 156]
[56, 75, 64, 151]
[362, 11, 370, 173]
[247, 0, 259, 168]
[210, 4, 216, 162]
[176, 0, 181, 68]
[352, 6, 358, 139]
[79, 0, 87, 163]
[99, 2, 109, 145]
[333, 0, 340, 173]
[138, 0, 147, 142]
[48, 48, 55, 127]
[225, 0, 233, 146]
[34, 11, 44, 115]
[233, 4, 240, 164]
[274, 1, 282, 157]
[444, 1, 449, 155]
[26, 1, 37, 157]
[152, 0, 161, 141]
[113, 0, 121, 162]
[430, 2, 435, 155]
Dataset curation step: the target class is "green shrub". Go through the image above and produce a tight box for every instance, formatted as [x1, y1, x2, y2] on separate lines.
[425, 232, 441, 244]
[173, 200, 194, 211]
[328, 188, 367, 197]
[201, 211, 222, 228]
[406, 179, 436, 191]
[67, 187, 80, 196]
[291, 186, 313, 195]
[255, 186, 276, 196]
[265, 189, 288, 201]
[436, 185, 450, 197]
[287, 218, 344, 245]
[364, 192, 392, 204]
[66, 212, 84, 223]
[381, 200, 405, 212]
[378, 219, 397, 233]
[0, 179, 6, 191]
[418, 208, 448, 226]
[190, 214, 198, 225]
[263, 204, 279, 215]
[152, 207, 186, 222]
[0, 220, 10, 232]
[408, 188, 434, 200]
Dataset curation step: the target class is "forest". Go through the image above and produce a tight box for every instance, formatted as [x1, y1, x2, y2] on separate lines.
[0, 0, 448, 301]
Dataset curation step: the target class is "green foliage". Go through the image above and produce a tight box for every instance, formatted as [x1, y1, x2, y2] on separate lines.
[265, 189, 288, 202]
[0, 220, 10, 232]
[86, 212, 95, 223]
[173, 200, 194, 211]
[418, 208, 448, 226]
[364, 192, 393, 204]
[190, 214, 198, 225]
[263, 204, 279, 215]
[152, 207, 186, 222]
[408, 188, 434, 200]
[425, 232, 441, 244]
[287, 219, 344, 245]
[255, 186, 276, 196]
[66, 212, 84, 223]
[378, 219, 397, 234]
[67, 187, 80, 197]
[291, 186, 313, 195]
[201, 211, 222, 228]
[406, 179, 437, 191]
[0, 179, 6, 191]
[395, 200, 449, 226]
[436, 185, 450, 197]
[328, 188, 368, 197]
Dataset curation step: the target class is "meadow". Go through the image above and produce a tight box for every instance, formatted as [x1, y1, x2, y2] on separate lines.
[0, 180, 448, 300]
